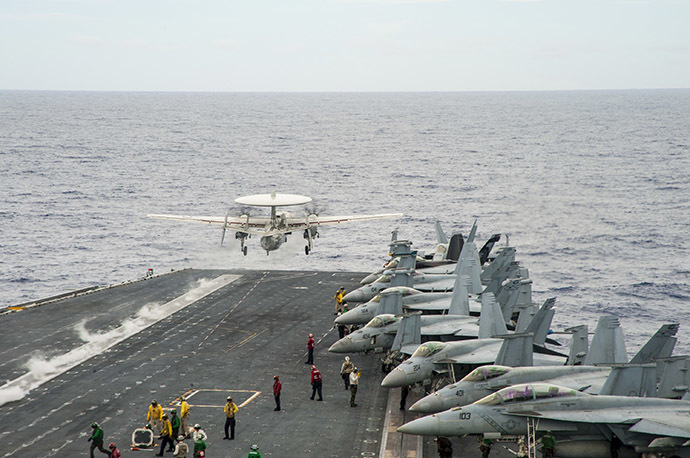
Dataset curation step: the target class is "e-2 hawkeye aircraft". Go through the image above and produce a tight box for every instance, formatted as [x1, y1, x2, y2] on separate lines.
[148, 192, 402, 255]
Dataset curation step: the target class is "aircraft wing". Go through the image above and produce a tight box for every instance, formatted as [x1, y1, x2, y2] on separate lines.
[147, 214, 273, 235]
[285, 213, 403, 231]
[420, 321, 479, 337]
[437, 346, 500, 365]
[505, 407, 690, 438]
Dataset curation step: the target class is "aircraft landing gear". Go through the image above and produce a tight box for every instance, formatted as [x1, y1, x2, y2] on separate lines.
[236, 232, 248, 256]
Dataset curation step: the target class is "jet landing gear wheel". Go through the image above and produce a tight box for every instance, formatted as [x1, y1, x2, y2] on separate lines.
[305, 245, 310, 255]
[243, 246, 248, 256]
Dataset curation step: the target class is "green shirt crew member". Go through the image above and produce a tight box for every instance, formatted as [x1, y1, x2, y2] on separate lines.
[247, 444, 262, 457]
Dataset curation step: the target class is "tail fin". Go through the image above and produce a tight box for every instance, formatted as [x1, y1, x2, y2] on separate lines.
[389, 240, 417, 270]
[479, 234, 501, 265]
[629, 323, 679, 364]
[448, 275, 470, 316]
[478, 293, 508, 338]
[446, 232, 464, 262]
[600, 364, 657, 397]
[524, 298, 556, 346]
[435, 220, 448, 245]
[392, 314, 422, 352]
[515, 303, 537, 332]
[379, 290, 404, 315]
[391, 229, 399, 242]
[496, 278, 533, 323]
[495, 332, 534, 367]
[584, 316, 628, 365]
[483, 262, 525, 295]
[565, 325, 589, 366]
[480, 246, 516, 285]
[657, 356, 690, 398]
[454, 222, 482, 294]
[390, 270, 414, 288]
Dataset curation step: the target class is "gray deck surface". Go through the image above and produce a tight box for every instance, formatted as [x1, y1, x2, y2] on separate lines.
[0, 269, 518, 458]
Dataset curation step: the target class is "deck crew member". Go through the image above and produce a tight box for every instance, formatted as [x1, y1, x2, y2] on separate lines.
[180, 396, 190, 437]
[306, 333, 315, 364]
[349, 367, 360, 407]
[273, 375, 282, 411]
[223, 396, 238, 440]
[310, 365, 323, 401]
[148, 400, 164, 434]
[340, 356, 354, 390]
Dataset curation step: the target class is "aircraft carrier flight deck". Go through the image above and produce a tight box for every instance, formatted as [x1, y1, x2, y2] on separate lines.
[0, 269, 520, 457]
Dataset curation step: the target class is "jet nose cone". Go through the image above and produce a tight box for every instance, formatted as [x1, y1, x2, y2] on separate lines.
[342, 289, 366, 303]
[328, 337, 353, 353]
[409, 394, 446, 414]
[335, 310, 355, 325]
[381, 368, 408, 388]
[360, 273, 379, 285]
[397, 415, 442, 436]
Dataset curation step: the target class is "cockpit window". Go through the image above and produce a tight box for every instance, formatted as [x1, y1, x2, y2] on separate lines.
[375, 275, 390, 283]
[411, 342, 446, 358]
[370, 295, 381, 303]
[461, 365, 513, 382]
[475, 384, 579, 406]
[364, 315, 398, 328]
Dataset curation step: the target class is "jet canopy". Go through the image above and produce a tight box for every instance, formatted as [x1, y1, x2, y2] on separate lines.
[461, 365, 513, 382]
[364, 314, 399, 329]
[411, 342, 447, 358]
[374, 275, 391, 284]
[475, 383, 581, 406]
[380, 286, 421, 297]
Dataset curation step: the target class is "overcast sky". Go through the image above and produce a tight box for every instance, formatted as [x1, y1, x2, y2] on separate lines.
[1, 0, 688, 92]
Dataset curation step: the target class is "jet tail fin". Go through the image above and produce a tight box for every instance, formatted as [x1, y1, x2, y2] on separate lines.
[379, 292, 403, 316]
[480, 246, 516, 285]
[446, 232, 464, 262]
[495, 332, 534, 367]
[392, 314, 422, 352]
[497, 278, 533, 323]
[657, 356, 690, 398]
[629, 323, 679, 364]
[565, 324, 589, 365]
[454, 223, 482, 294]
[524, 297, 556, 346]
[600, 364, 657, 397]
[478, 293, 508, 339]
[448, 274, 470, 316]
[479, 234, 501, 265]
[435, 220, 448, 245]
[584, 316, 628, 365]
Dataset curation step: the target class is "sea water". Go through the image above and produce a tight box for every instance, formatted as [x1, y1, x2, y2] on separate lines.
[1, 90, 689, 353]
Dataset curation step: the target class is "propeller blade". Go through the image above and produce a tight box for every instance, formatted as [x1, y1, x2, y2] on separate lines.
[221, 211, 229, 246]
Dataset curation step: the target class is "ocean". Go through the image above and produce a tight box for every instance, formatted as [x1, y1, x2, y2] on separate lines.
[1, 90, 689, 354]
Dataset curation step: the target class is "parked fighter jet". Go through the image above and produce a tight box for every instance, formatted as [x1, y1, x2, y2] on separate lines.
[398, 366, 690, 458]
[329, 276, 479, 354]
[343, 222, 485, 303]
[148, 192, 402, 256]
[380, 296, 566, 388]
[409, 322, 679, 414]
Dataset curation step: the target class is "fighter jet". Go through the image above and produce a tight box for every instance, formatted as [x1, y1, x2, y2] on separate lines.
[380, 295, 566, 388]
[409, 322, 679, 414]
[398, 366, 690, 458]
[329, 276, 479, 354]
[343, 222, 486, 303]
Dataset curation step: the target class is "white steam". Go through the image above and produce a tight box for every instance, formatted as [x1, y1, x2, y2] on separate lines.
[0, 274, 239, 407]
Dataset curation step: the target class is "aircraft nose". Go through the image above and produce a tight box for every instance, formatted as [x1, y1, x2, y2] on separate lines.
[381, 368, 409, 388]
[328, 337, 354, 353]
[360, 273, 379, 285]
[397, 415, 442, 436]
[409, 393, 446, 414]
[342, 289, 367, 303]
[335, 309, 359, 325]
